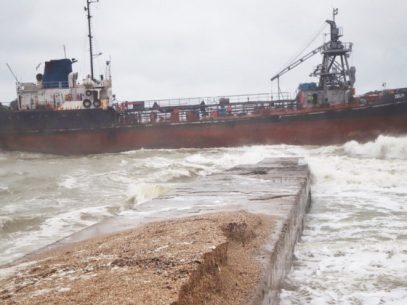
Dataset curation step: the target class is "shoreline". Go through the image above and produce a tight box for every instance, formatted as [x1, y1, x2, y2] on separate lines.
[0, 158, 311, 304]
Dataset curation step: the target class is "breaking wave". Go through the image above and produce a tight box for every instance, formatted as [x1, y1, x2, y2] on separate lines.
[280, 136, 407, 305]
[0, 215, 44, 234]
[342, 135, 407, 160]
[126, 183, 170, 206]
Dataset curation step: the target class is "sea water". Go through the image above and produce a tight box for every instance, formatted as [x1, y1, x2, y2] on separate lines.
[0, 136, 406, 304]
[280, 136, 407, 305]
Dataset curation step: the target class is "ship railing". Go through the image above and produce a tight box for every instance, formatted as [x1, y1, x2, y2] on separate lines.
[133, 92, 291, 109]
[42, 81, 69, 89]
[116, 92, 297, 125]
[17, 82, 37, 92]
[18, 80, 71, 92]
[323, 42, 353, 53]
[115, 92, 291, 111]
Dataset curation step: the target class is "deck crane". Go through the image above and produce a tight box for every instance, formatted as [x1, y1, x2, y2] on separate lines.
[270, 44, 324, 99]
[270, 9, 355, 102]
[270, 44, 324, 82]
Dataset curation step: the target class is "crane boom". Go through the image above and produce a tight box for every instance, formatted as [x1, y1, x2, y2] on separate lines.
[6, 63, 19, 83]
[270, 44, 324, 82]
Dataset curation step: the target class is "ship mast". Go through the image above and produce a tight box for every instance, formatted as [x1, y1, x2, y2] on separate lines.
[85, 0, 99, 80]
[311, 8, 355, 90]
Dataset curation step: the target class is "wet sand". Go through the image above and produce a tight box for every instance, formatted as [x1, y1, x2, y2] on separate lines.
[1, 211, 274, 305]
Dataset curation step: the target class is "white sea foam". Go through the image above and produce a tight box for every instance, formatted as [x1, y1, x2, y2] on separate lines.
[0, 260, 38, 280]
[58, 176, 79, 189]
[280, 136, 407, 305]
[0, 216, 13, 230]
[0, 205, 113, 265]
[343, 135, 407, 160]
[1, 136, 406, 305]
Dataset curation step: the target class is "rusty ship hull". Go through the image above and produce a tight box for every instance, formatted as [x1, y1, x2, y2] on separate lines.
[1, 98, 406, 155]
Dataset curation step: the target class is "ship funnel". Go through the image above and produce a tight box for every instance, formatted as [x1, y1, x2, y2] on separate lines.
[43, 59, 73, 89]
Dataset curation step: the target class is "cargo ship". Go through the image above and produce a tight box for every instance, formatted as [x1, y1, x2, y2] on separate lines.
[1, 3, 406, 155]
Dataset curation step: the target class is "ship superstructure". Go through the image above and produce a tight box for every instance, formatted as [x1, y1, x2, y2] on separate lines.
[17, 59, 112, 111]
[16, 0, 112, 111]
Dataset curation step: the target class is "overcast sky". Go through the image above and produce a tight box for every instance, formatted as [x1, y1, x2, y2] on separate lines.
[0, 0, 406, 103]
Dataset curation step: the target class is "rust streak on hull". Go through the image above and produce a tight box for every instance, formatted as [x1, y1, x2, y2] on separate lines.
[1, 102, 407, 155]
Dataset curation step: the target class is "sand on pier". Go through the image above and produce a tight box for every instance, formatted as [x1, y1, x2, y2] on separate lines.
[0, 211, 275, 305]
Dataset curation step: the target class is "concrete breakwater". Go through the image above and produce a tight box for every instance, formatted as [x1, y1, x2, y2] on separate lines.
[0, 158, 311, 305]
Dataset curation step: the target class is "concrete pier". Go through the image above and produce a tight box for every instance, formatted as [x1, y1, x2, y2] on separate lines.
[0, 158, 311, 305]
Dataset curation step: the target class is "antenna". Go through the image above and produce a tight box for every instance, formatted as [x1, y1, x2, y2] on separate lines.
[333, 8, 338, 22]
[6, 63, 19, 83]
[63, 44, 67, 58]
[106, 56, 112, 80]
[84, 0, 99, 80]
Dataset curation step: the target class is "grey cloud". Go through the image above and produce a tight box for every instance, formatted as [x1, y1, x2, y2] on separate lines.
[1, 0, 406, 103]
